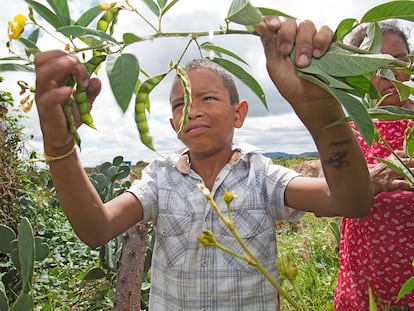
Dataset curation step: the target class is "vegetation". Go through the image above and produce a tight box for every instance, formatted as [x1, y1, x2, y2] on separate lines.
[2, 0, 414, 309]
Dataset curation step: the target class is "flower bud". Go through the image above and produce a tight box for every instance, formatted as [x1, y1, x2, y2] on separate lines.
[196, 229, 217, 247]
[276, 254, 298, 283]
[223, 190, 237, 205]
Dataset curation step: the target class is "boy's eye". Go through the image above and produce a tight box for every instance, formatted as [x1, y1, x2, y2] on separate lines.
[173, 102, 184, 111]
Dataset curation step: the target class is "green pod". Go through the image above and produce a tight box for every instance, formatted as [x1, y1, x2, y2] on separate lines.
[84, 54, 106, 75]
[96, 7, 120, 32]
[176, 67, 192, 133]
[64, 98, 81, 148]
[134, 73, 167, 150]
[75, 55, 107, 129]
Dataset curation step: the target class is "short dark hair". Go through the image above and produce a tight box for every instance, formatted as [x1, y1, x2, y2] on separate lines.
[349, 21, 410, 53]
[182, 58, 240, 105]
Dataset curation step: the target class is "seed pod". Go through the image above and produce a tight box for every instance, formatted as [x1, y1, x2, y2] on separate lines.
[96, 7, 120, 32]
[64, 97, 81, 148]
[75, 55, 106, 129]
[176, 67, 192, 133]
[135, 73, 167, 150]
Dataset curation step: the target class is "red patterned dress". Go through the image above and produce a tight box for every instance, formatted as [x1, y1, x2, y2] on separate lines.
[335, 120, 414, 310]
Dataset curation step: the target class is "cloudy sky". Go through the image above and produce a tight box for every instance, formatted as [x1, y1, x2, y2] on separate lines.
[1, 0, 406, 166]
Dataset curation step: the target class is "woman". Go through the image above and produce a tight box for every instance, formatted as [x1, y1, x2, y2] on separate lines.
[334, 22, 414, 310]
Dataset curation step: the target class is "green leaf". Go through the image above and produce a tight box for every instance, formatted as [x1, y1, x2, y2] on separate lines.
[343, 74, 376, 99]
[200, 42, 248, 65]
[123, 32, 144, 45]
[300, 44, 397, 78]
[227, 0, 263, 25]
[368, 287, 379, 311]
[331, 88, 375, 146]
[405, 126, 414, 159]
[46, 0, 70, 26]
[361, 1, 414, 23]
[257, 7, 295, 19]
[0, 225, 16, 253]
[83, 267, 106, 280]
[10, 292, 33, 311]
[27, 28, 40, 44]
[18, 217, 35, 293]
[106, 53, 140, 112]
[398, 276, 414, 300]
[0, 284, 8, 311]
[376, 157, 414, 187]
[24, 0, 64, 28]
[368, 106, 414, 120]
[161, 0, 180, 17]
[157, 0, 167, 9]
[57, 25, 119, 45]
[18, 37, 41, 56]
[300, 73, 375, 146]
[75, 6, 103, 27]
[142, 0, 160, 17]
[358, 23, 382, 54]
[334, 18, 358, 42]
[212, 57, 267, 109]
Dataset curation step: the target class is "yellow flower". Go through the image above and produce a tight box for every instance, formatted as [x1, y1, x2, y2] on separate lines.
[8, 14, 26, 40]
[98, 2, 115, 11]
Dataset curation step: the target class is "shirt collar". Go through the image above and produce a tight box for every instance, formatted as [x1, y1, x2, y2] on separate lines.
[176, 147, 243, 174]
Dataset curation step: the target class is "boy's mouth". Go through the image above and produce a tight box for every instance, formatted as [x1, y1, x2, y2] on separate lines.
[185, 123, 209, 135]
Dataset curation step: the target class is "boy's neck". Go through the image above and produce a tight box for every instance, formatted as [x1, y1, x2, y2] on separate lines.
[189, 148, 236, 190]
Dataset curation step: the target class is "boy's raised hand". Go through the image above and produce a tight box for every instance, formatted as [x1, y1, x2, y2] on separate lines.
[34, 50, 101, 156]
[254, 16, 334, 109]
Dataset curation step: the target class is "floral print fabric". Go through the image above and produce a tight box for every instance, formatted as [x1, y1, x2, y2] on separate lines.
[335, 120, 414, 310]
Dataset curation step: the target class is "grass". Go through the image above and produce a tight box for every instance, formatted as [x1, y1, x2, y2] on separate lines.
[276, 214, 341, 310]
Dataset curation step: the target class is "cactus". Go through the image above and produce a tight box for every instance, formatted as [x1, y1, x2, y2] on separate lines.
[0, 218, 49, 311]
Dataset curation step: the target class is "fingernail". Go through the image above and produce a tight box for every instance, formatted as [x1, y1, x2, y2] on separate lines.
[268, 16, 280, 28]
[313, 49, 322, 58]
[297, 54, 310, 67]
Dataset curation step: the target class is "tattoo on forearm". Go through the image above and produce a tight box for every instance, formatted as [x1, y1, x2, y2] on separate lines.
[325, 151, 349, 169]
[324, 139, 352, 169]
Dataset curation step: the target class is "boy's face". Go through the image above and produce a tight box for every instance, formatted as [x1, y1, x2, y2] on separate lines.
[169, 68, 247, 155]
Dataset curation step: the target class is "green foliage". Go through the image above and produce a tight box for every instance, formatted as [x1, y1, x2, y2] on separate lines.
[0, 218, 50, 311]
[5, 0, 414, 153]
[276, 215, 341, 310]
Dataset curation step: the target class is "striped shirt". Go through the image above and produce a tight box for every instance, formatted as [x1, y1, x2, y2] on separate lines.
[127, 144, 302, 310]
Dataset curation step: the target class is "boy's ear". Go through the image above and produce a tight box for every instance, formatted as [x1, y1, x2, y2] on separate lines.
[169, 118, 177, 131]
[234, 100, 248, 128]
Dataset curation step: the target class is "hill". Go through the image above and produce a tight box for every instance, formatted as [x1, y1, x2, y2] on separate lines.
[263, 151, 319, 158]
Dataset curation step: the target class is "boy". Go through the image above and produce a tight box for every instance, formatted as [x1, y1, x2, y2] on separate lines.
[34, 16, 373, 310]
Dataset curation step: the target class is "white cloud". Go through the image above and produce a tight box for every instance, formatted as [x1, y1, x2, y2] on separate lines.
[1, 0, 407, 166]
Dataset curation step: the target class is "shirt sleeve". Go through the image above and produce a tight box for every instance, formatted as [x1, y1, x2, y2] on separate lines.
[126, 161, 159, 223]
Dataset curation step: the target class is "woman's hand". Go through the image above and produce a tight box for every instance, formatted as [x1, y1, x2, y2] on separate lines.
[370, 151, 414, 195]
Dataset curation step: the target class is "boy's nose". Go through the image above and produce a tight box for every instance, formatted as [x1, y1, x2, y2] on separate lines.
[188, 100, 203, 119]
